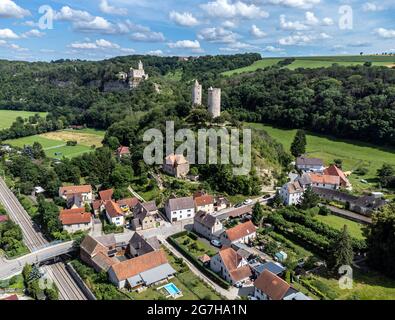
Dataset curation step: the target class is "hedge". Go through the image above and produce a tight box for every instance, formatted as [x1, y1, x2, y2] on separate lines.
[167, 234, 230, 290]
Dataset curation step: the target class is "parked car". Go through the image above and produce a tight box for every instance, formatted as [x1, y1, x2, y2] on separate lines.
[235, 203, 244, 208]
[211, 239, 222, 248]
[243, 199, 253, 205]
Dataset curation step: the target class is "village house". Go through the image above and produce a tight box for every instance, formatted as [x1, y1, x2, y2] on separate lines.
[126, 233, 161, 258]
[210, 247, 252, 286]
[225, 205, 253, 219]
[307, 173, 340, 190]
[280, 180, 304, 205]
[193, 211, 224, 240]
[105, 201, 125, 227]
[80, 235, 118, 272]
[214, 196, 231, 211]
[165, 196, 195, 223]
[349, 194, 387, 216]
[324, 165, 352, 189]
[163, 154, 190, 178]
[59, 208, 93, 234]
[220, 221, 257, 247]
[254, 270, 310, 300]
[296, 156, 325, 173]
[108, 250, 176, 290]
[132, 201, 159, 230]
[116, 146, 131, 159]
[117, 197, 140, 216]
[194, 194, 215, 214]
[59, 185, 93, 208]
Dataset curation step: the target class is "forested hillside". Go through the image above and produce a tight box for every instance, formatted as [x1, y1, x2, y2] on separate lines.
[221, 65, 395, 146]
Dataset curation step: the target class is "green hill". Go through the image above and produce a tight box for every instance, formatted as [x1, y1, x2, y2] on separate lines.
[222, 55, 395, 76]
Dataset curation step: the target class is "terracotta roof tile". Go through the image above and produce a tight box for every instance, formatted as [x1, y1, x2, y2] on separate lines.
[110, 250, 169, 281]
[218, 247, 252, 282]
[225, 221, 256, 242]
[308, 173, 340, 186]
[99, 189, 114, 201]
[60, 211, 92, 225]
[254, 270, 291, 300]
[324, 165, 351, 187]
[105, 201, 123, 218]
[195, 195, 214, 207]
[59, 185, 92, 195]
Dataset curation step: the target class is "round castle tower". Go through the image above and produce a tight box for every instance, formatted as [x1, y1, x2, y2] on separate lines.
[192, 80, 202, 106]
[208, 87, 221, 118]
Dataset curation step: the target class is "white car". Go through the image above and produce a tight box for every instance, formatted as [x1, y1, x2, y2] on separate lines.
[211, 239, 222, 248]
[243, 199, 253, 205]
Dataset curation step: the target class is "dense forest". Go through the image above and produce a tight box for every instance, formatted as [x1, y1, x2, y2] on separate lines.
[222, 64, 395, 146]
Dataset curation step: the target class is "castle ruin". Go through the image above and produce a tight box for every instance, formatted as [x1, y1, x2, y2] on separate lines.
[192, 80, 202, 106]
[208, 87, 221, 118]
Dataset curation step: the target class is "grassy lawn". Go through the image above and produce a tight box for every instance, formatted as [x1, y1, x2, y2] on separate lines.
[175, 234, 218, 259]
[315, 214, 366, 240]
[4, 129, 104, 159]
[0, 110, 47, 129]
[306, 269, 395, 300]
[222, 55, 395, 76]
[247, 123, 395, 194]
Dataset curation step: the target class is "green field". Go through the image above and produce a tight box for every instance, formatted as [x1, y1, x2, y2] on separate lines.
[0, 110, 47, 129]
[315, 214, 366, 240]
[4, 129, 105, 159]
[222, 55, 395, 76]
[248, 123, 395, 193]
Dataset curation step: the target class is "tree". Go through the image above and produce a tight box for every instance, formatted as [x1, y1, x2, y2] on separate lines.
[377, 163, 395, 188]
[299, 186, 319, 210]
[252, 202, 265, 225]
[334, 159, 343, 169]
[329, 225, 354, 273]
[367, 203, 395, 278]
[290, 130, 306, 158]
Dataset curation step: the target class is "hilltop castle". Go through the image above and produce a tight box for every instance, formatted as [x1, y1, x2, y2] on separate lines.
[117, 60, 149, 89]
[191, 80, 221, 118]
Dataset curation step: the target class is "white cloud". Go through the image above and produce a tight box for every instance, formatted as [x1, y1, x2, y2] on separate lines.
[168, 40, 201, 49]
[198, 27, 239, 43]
[8, 43, 28, 51]
[0, 0, 30, 18]
[362, 3, 383, 12]
[374, 28, 395, 38]
[99, 0, 128, 16]
[201, 0, 269, 20]
[130, 30, 165, 42]
[73, 16, 116, 33]
[55, 6, 93, 22]
[250, 25, 267, 38]
[263, 45, 285, 52]
[0, 28, 19, 39]
[169, 11, 199, 27]
[268, 0, 320, 9]
[222, 20, 238, 29]
[322, 17, 334, 26]
[305, 11, 319, 25]
[120, 48, 136, 53]
[280, 14, 308, 30]
[70, 39, 121, 50]
[22, 29, 45, 38]
[147, 50, 163, 56]
[279, 32, 330, 45]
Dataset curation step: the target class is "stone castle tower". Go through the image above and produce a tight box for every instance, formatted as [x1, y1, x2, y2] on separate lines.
[192, 80, 202, 106]
[208, 87, 221, 118]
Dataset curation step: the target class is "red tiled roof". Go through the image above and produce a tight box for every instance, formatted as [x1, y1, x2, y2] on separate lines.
[1, 294, 18, 300]
[117, 197, 140, 209]
[324, 165, 351, 187]
[218, 247, 252, 282]
[195, 195, 214, 207]
[60, 208, 86, 215]
[254, 270, 291, 300]
[110, 250, 169, 281]
[117, 146, 130, 155]
[0, 215, 9, 223]
[309, 173, 340, 186]
[105, 201, 123, 218]
[59, 211, 92, 226]
[225, 221, 257, 242]
[59, 185, 92, 195]
[99, 189, 114, 201]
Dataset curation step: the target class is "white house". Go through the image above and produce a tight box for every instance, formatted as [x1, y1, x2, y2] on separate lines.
[210, 247, 252, 286]
[280, 180, 304, 205]
[193, 211, 224, 240]
[296, 156, 324, 173]
[105, 201, 125, 227]
[59, 208, 93, 234]
[194, 194, 215, 214]
[165, 196, 195, 223]
[220, 220, 257, 247]
[58, 185, 93, 207]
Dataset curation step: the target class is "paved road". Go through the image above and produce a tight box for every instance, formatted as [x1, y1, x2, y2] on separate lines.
[0, 177, 87, 300]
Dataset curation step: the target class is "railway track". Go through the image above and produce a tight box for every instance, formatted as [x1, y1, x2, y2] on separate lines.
[0, 177, 87, 300]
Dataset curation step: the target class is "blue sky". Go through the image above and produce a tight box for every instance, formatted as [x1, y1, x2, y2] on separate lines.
[0, 0, 394, 61]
